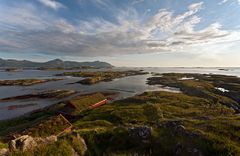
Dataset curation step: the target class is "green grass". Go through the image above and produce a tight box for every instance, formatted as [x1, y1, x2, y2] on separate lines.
[70, 90, 240, 155]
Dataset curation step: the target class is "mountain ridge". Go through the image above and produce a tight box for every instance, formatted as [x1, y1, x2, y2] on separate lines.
[0, 58, 113, 68]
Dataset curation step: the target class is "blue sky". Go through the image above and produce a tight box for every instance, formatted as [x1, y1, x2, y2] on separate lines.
[0, 0, 240, 67]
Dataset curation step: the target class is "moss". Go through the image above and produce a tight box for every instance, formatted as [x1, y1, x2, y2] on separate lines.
[22, 115, 72, 137]
[0, 141, 8, 149]
[74, 120, 113, 129]
[0, 111, 52, 137]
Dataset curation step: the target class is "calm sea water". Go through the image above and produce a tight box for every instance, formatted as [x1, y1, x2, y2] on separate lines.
[0, 67, 239, 120]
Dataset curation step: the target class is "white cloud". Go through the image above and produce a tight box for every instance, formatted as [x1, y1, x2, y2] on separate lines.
[37, 0, 65, 10]
[132, 0, 145, 5]
[219, 0, 228, 5]
[219, 0, 240, 5]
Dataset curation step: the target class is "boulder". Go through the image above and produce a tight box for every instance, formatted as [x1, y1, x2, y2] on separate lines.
[9, 135, 37, 151]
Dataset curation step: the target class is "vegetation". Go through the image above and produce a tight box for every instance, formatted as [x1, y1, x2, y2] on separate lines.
[73, 91, 240, 155]
[21, 115, 72, 137]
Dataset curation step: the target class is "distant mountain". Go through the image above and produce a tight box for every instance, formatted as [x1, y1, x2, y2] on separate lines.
[0, 58, 113, 69]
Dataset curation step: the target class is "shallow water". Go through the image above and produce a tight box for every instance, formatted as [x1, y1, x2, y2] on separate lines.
[0, 67, 239, 120]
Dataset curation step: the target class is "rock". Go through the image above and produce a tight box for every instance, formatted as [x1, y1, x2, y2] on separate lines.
[175, 142, 184, 155]
[9, 135, 37, 151]
[35, 135, 58, 145]
[45, 135, 58, 143]
[71, 132, 87, 155]
[158, 120, 183, 129]
[158, 121, 189, 136]
[175, 125, 186, 135]
[175, 142, 203, 156]
[0, 148, 9, 156]
[78, 137, 87, 155]
[128, 126, 152, 140]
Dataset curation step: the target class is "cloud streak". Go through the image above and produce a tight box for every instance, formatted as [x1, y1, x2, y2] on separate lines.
[37, 0, 65, 10]
[219, 0, 240, 5]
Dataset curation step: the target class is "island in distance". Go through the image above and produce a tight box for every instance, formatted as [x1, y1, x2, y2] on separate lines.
[0, 58, 113, 69]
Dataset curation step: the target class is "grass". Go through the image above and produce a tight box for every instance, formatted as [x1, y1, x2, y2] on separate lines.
[71, 90, 240, 155]
[21, 115, 72, 137]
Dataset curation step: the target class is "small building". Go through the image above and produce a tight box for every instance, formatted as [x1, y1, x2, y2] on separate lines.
[58, 92, 107, 118]
[13, 114, 73, 138]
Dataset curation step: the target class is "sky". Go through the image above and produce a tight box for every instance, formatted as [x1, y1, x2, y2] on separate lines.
[0, 0, 240, 67]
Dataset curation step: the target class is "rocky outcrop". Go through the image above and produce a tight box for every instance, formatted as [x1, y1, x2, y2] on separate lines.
[9, 135, 37, 151]
[128, 126, 152, 141]
[71, 132, 88, 155]
[175, 142, 203, 156]
[9, 135, 59, 152]
[35, 135, 58, 145]
[158, 120, 203, 138]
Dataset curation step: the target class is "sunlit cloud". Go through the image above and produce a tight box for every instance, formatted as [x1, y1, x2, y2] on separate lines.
[37, 0, 65, 10]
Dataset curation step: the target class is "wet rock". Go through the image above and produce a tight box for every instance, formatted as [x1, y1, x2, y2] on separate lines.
[128, 126, 152, 140]
[9, 135, 37, 151]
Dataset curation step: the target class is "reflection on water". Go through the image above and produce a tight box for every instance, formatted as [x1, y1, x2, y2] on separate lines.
[0, 67, 239, 120]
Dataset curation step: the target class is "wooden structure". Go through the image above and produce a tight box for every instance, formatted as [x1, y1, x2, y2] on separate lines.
[56, 114, 73, 137]
[58, 92, 108, 118]
[19, 114, 73, 137]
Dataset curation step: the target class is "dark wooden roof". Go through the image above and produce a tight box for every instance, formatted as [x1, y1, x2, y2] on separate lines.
[59, 92, 106, 116]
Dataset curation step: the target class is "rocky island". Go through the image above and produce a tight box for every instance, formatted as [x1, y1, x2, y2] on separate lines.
[56, 70, 148, 85]
[0, 78, 63, 86]
[0, 90, 76, 102]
